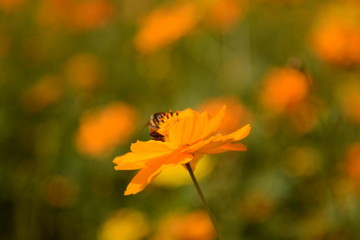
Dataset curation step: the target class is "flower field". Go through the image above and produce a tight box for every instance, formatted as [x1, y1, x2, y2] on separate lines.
[1, 0, 360, 239]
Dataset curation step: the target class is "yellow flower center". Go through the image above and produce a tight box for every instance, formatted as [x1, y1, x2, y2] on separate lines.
[157, 111, 181, 141]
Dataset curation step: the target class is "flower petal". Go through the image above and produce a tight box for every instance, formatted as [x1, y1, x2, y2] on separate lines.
[205, 105, 226, 136]
[185, 124, 251, 154]
[168, 109, 200, 145]
[168, 106, 226, 146]
[198, 143, 247, 154]
[124, 164, 167, 195]
[192, 137, 232, 154]
[130, 140, 177, 153]
[225, 124, 251, 141]
[166, 151, 194, 165]
[124, 151, 194, 195]
[113, 140, 177, 170]
[113, 152, 169, 170]
[189, 106, 226, 143]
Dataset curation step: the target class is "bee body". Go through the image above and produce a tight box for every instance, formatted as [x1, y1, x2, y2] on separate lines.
[148, 112, 165, 141]
[148, 111, 179, 141]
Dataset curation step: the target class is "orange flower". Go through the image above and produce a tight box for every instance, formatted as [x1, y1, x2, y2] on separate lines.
[134, 1, 200, 54]
[22, 75, 63, 112]
[0, 0, 25, 12]
[37, 0, 113, 31]
[153, 211, 216, 240]
[76, 102, 138, 157]
[207, 0, 246, 32]
[345, 142, 360, 187]
[310, 2, 360, 66]
[69, 0, 114, 31]
[337, 79, 360, 124]
[113, 106, 251, 195]
[260, 67, 309, 113]
[64, 53, 103, 90]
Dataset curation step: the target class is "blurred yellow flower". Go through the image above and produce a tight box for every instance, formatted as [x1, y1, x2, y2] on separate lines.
[22, 75, 63, 112]
[134, 1, 200, 54]
[64, 53, 104, 90]
[283, 146, 322, 177]
[296, 211, 329, 240]
[98, 209, 149, 240]
[260, 67, 309, 114]
[337, 79, 360, 124]
[153, 155, 214, 187]
[152, 211, 216, 240]
[114, 107, 250, 195]
[198, 96, 252, 134]
[75, 102, 138, 157]
[310, 2, 360, 66]
[42, 175, 79, 208]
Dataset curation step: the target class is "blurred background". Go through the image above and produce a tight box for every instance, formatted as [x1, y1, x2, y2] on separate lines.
[1, 0, 360, 239]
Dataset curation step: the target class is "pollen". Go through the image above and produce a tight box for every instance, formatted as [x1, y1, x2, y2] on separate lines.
[157, 111, 180, 140]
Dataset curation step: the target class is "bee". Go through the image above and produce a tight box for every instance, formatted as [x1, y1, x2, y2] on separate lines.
[148, 112, 166, 141]
[148, 110, 178, 141]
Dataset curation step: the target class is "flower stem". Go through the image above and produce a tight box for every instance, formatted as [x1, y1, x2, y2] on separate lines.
[185, 162, 224, 240]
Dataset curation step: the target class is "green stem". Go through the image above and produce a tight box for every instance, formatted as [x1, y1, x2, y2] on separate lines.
[185, 163, 224, 240]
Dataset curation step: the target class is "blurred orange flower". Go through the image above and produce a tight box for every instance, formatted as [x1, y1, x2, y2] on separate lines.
[0, 0, 25, 12]
[64, 53, 103, 90]
[207, 0, 246, 32]
[0, 33, 12, 58]
[240, 190, 275, 222]
[198, 96, 252, 134]
[42, 175, 79, 208]
[310, 2, 360, 66]
[69, 0, 114, 31]
[22, 75, 63, 112]
[345, 143, 360, 187]
[134, 0, 248, 53]
[288, 100, 321, 134]
[260, 67, 309, 113]
[37, 0, 113, 31]
[113, 106, 251, 195]
[261, 0, 303, 4]
[134, 1, 200, 54]
[76, 102, 138, 157]
[153, 211, 216, 240]
[337, 79, 360, 124]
